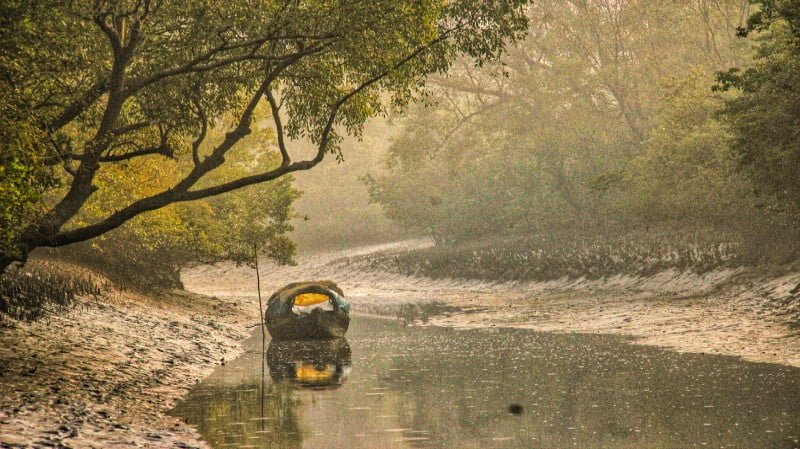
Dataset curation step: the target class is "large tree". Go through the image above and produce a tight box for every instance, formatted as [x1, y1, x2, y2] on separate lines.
[0, 0, 529, 271]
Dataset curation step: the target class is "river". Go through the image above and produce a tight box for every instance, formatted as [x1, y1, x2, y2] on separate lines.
[170, 316, 800, 449]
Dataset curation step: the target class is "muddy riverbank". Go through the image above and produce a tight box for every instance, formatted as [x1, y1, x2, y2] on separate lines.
[185, 241, 800, 367]
[2, 241, 799, 448]
[0, 281, 257, 449]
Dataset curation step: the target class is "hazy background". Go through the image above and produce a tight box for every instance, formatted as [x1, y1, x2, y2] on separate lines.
[288, 121, 414, 255]
[287, 0, 800, 281]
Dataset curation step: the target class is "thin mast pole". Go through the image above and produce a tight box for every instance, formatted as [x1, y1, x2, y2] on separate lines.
[254, 244, 265, 325]
[254, 244, 266, 350]
[254, 244, 267, 426]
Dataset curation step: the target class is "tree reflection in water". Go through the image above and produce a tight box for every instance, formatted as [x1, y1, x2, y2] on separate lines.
[170, 368, 302, 448]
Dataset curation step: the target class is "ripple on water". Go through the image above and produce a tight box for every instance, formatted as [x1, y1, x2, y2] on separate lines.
[170, 318, 800, 449]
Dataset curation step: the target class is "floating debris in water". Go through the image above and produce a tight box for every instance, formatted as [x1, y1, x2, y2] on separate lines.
[507, 403, 524, 415]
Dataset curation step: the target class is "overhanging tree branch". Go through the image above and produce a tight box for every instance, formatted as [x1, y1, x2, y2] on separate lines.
[123, 36, 337, 96]
[42, 33, 455, 248]
[46, 77, 110, 131]
[41, 28, 334, 235]
[1, 0, 531, 275]
[37, 8, 140, 236]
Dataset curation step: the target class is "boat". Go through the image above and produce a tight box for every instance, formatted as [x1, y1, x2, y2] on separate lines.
[264, 281, 351, 340]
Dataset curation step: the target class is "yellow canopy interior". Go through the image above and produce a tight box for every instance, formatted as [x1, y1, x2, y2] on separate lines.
[293, 292, 330, 307]
[295, 363, 335, 382]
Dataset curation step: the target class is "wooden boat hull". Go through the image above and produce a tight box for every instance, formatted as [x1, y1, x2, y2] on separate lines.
[266, 308, 350, 340]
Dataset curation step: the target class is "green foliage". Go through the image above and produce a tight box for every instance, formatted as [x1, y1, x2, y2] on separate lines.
[0, 0, 530, 275]
[0, 2, 60, 255]
[369, 0, 757, 244]
[368, 0, 800, 276]
[47, 112, 301, 290]
[741, 0, 800, 36]
[624, 70, 751, 226]
[718, 4, 800, 209]
[0, 103, 57, 259]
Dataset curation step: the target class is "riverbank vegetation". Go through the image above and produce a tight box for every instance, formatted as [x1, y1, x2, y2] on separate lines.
[39, 117, 301, 290]
[0, 261, 102, 323]
[366, 0, 800, 281]
[3, 0, 800, 305]
[0, 1, 530, 299]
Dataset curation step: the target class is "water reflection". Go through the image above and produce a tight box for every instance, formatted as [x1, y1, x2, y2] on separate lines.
[267, 339, 352, 390]
[171, 318, 800, 449]
[169, 356, 302, 449]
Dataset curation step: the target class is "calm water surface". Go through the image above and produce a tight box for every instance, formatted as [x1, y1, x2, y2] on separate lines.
[170, 317, 800, 449]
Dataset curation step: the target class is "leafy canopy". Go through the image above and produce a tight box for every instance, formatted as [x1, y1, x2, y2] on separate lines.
[55, 107, 301, 289]
[716, 0, 800, 206]
[0, 0, 530, 267]
[368, 0, 755, 243]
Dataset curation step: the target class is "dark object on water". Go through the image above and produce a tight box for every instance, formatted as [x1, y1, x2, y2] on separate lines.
[265, 281, 351, 340]
[267, 338, 351, 390]
[507, 403, 524, 415]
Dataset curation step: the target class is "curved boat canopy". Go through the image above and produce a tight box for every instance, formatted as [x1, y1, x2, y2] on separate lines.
[265, 281, 351, 340]
[267, 281, 349, 313]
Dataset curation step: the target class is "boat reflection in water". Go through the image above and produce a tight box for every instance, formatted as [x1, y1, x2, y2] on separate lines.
[173, 318, 800, 449]
[267, 338, 351, 390]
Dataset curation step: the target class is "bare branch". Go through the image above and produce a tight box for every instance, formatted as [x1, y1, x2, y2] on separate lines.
[265, 90, 290, 166]
[190, 98, 208, 166]
[99, 144, 173, 162]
